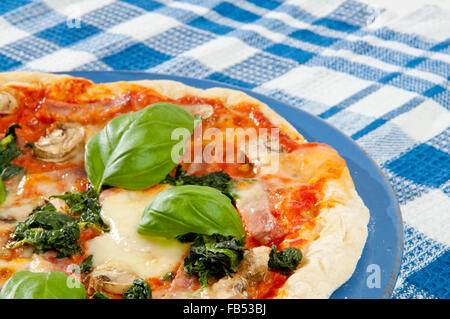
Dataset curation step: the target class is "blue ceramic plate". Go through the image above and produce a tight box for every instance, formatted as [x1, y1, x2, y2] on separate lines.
[66, 71, 403, 299]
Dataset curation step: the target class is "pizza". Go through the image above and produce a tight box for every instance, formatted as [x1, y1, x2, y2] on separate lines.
[0, 72, 369, 299]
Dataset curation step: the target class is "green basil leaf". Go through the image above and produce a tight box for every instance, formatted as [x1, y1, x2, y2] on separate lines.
[0, 271, 86, 299]
[137, 185, 245, 239]
[85, 103, 195, 192]
[0, 179, 5, 204]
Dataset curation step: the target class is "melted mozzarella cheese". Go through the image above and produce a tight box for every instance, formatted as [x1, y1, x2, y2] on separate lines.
[0, 258, 31, 289]
[86, 185, 189, 279]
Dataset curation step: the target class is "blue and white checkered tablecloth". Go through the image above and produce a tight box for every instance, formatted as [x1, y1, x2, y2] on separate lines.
[0, 0, 448, 299]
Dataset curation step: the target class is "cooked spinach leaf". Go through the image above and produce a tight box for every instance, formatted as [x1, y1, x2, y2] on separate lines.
[162, 165, 233, 199]
[92, 291, 110, 299]
[8, 203, 81, 258]
[183, 234, 245, 287]
[268, 245, 302, 275]
[52, 188, 109, 232]
[122, 279, 152, 299]
[79, 255, 93, 274]
[161, 271, 174, 281]
[0, 124, 25, 204]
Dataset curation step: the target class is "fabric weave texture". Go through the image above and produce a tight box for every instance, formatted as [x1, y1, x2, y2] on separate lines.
[0, 0, 448, 299]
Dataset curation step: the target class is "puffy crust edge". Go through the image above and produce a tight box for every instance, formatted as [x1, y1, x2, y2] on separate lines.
[277, 169, 370, 298]
[0, 72, 370, 298]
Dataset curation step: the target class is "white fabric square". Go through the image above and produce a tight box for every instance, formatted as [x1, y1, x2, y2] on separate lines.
[357, 122, 417, 164]
[184, 37, 258, 71]
[286, 0, 342, 17]
[43, 0, 115, 17]
[24, 49, 96, 71]
[262, 65, 372, 106]
[347, 85, 416, 117]
[0, 17, 29, 47]
[109, 12, 180, 42]
[391, 99, 450, 143]
[401, 189, 450, 245]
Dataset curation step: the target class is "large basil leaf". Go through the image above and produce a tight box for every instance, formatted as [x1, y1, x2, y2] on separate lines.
[85, 103, 195, 192]
[0, 179, 5, 204]
[0, 271, 86, 299]
[137, 185, 245, 239]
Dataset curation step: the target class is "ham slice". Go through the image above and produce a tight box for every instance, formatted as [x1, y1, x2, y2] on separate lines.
[235, 182, 285, 244]
[40, 94, 131, 122]
[169, 265, 200, 296]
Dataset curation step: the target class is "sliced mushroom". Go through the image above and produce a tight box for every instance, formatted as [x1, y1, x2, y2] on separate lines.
[181, 104, 214, 119]
[0, 92, 18, 114]
[203, 246, 272, 298]
[85, 262, 137, 295]
[240, 133, 283, 167]
[236, 246, 271, 282]
[205, 275, 248, 298]
[33, 122, 85, 162]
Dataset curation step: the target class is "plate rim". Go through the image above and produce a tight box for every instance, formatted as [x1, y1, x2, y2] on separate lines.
[62, 70, 404, 298]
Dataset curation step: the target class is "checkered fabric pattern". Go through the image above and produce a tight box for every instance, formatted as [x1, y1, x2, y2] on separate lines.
[0, 0, 448, 299]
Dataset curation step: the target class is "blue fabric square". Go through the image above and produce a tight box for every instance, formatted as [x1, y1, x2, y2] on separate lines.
[152, 57, 212, 78]
[3, 1, 65, 34]
[83, 2, 145, 30]
[0, 36, 59, 63]
[221, 52, 297, 86]
[0, 0, 30, 15]
[74, 60, 114, 72]
[102, 43, 171, 70]
[404, 250, 450, 298]
[260, 88, 330, 115]
[144, 26, 214, 56]
[384, 168, 428, 204]
[290, 29, 339, 47]
[313, 18, 360, 33]
[326, 0, 378, 27]
[120, 0, 163, 12]
[206, 72, 256, 89]
[0, 53, 21, 71]
[228, 29, 274, 50]
[70, 33, 134, 58]
[256, 17, 296, 37]
[35, 22, 102, 47]
[188, 17, 233, 35]
[426, 128, 449, 154]
[246, 0, 281, 10]
[265, 43, 315, 64]
[392, 224, 448, 298]
[213, 2, 260, 23]
[385, 144, 450, 188]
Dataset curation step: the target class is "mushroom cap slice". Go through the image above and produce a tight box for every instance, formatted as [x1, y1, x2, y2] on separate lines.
[33, 122, 85, 162]
[0, 91, 18, 114]
[181, 104, 214, 119]
[86, 262, 137, 295]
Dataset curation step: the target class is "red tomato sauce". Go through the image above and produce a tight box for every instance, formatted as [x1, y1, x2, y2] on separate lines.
[248, 271, 289, 299]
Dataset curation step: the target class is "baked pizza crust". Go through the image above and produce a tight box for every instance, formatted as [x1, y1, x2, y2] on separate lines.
[0, 72, 370, 299]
